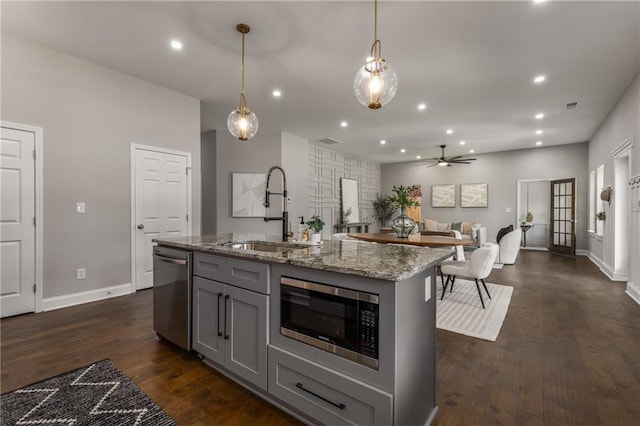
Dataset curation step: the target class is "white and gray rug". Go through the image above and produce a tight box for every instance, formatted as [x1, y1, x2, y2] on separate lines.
[437, 279, 513, 341]
[1, 359, 176, 426]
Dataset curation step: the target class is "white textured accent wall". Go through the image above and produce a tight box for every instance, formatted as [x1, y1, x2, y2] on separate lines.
[308, 145, 381, 238]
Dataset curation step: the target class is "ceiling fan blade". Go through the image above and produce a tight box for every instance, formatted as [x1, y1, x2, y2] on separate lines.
[449, 161, 473, 164]
[447, 155, 464, 161]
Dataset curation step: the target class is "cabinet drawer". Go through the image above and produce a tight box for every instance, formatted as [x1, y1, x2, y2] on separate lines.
[226, 257, 270, 294]
[268, 346, 392, 426]
[193, 253, 228, 282]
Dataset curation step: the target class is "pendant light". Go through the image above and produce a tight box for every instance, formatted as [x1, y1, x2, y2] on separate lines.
[227, 23, 258, 141]
[353, 0, 398, 109]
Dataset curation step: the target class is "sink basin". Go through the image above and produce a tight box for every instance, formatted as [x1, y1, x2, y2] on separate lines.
[226, 241, 308, 253]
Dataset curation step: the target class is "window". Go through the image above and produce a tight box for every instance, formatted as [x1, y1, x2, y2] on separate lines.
[589, 165, 605, 235]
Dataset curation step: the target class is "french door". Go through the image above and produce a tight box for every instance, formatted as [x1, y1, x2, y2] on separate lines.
[550, 178, 576, 256]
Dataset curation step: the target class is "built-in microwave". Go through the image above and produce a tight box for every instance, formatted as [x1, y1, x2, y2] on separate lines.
[280, 276, 379, 370]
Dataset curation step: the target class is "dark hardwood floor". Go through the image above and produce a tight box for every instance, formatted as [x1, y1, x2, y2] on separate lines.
[2, 250, 639, 425]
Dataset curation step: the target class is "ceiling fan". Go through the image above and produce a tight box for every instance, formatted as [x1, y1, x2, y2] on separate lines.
[428, 145, 477, 167]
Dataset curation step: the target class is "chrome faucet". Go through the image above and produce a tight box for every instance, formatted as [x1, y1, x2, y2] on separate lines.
[264, 166, 293, 241]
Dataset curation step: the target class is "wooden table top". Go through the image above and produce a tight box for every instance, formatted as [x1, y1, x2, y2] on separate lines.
[347, 233, 476, 248]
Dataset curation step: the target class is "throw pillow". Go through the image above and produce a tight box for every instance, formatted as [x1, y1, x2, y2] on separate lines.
[451, 222, 462, 232]
[461, 222, 475, 235]
[437, 222, 451, 232]
[496, 225, 514, 243]
[424, 218, 438, 232]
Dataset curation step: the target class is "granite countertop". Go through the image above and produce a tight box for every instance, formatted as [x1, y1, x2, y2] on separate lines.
[153, 233, 452, 282]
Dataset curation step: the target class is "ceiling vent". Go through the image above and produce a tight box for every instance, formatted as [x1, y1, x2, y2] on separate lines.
[564, 101, 579, 110]
[318, 138, 340, 145]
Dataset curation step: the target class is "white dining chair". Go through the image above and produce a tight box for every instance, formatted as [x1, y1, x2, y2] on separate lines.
[439, 246, 498, 309]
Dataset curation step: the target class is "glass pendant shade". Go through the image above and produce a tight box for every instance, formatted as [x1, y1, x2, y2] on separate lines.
[354, 58, 398, 109]
[227, 105, 258, 141]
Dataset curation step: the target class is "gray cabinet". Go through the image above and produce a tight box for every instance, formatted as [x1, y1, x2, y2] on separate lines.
[269, 346, 393, 425]
[192, 253, 269, 391]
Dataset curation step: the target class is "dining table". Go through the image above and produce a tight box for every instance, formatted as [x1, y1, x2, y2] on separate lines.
[347, 233, 476, 248]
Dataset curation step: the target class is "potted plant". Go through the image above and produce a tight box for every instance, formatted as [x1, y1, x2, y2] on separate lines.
[388, 185, 421, 238]
[372, 193, 396, 228]
[306, 215, 325, 243]
[341, 207, 352, 224]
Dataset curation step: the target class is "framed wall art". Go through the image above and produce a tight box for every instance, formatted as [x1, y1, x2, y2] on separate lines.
[232, 173, 266, 217]
[461, 183, 488, 208]
[431, 184, 456, 208]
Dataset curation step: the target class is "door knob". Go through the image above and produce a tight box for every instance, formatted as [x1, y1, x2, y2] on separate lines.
[137, 224, 144, 229]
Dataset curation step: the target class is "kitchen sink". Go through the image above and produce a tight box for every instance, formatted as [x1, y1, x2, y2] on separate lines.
[225, 241, 308, 253]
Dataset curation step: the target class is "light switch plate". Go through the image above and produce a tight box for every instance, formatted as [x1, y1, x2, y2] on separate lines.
[76, 202, 86, 214]
[505, 207, 512, 213]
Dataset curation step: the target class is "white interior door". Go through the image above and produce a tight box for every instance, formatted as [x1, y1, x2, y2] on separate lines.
[1, 127, 36, 317]
[133, 146, 189, 290]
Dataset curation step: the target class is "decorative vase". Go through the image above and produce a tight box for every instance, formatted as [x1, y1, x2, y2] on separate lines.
[390, 206, 416, 238]
[525, 212, 533, 222]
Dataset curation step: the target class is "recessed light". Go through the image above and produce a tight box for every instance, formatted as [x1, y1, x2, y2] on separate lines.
[536, 141, 543, 146]
[340, 121, 348, 128]
[418, 103, 427, 110]
[459, 140, 466, 145]
[272, 90, 281, 98]
[446, 129, 453, 135]
[469, 149, 475, 153]
[400, 149, 406, 153]
[170, 40, 183, 50]
[380, 140, 386, 145]
[535, 113, 544, 119]
[533, 0, 547, 4]
[536, 130, 543, 135]
[533, 75, 546, 84]
[416, 155, 421, 159]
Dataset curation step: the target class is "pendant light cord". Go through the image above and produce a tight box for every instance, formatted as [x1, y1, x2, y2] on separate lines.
[374, 0, 378, 43]
[241, 31, 245, 95]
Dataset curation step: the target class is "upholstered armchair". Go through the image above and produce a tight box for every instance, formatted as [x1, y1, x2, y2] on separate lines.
[484, 228, 522, 265]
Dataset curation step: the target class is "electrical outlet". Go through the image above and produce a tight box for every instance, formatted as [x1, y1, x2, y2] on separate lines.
[425, 276, 431, 301]
[505, 207, 512, 213]
[76, 202, 86, 214]
[77, 268, 86, 280]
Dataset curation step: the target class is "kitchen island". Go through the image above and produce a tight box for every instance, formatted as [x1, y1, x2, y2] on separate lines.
[154, 233, 451, 425]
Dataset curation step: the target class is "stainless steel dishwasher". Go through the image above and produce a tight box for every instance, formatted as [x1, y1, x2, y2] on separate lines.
[153, 245, 192, 351]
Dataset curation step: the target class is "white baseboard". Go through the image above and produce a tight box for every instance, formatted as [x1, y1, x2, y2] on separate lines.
[42, 283, 134, 312]
[576, 249, 589, 256]
[626, 282, 640, 306]
[584, 251, 628, 281]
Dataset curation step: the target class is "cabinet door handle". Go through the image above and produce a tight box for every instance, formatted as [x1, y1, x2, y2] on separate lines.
[217, 293, 222, 337]
[295, 382, 346, 410]
[224, 294, 230, 340]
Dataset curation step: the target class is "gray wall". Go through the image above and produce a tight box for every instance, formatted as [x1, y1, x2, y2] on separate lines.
[381, 143, 589, 249]
[588, 73, 640, 256]
[282, 132, 311, 231]
[201, 130, 217, 234]
[215, 129, 284, 235]
[2, 35, 201, 298]
[587, 72, 639, 287]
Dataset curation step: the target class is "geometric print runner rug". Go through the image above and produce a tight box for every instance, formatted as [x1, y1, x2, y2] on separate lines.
[436, 279, 513, 342]
[1, 359, 177, 426]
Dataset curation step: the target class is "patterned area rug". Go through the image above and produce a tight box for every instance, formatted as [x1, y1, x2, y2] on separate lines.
[1, 359, 176, 426]
[437, 279, 513, 341]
